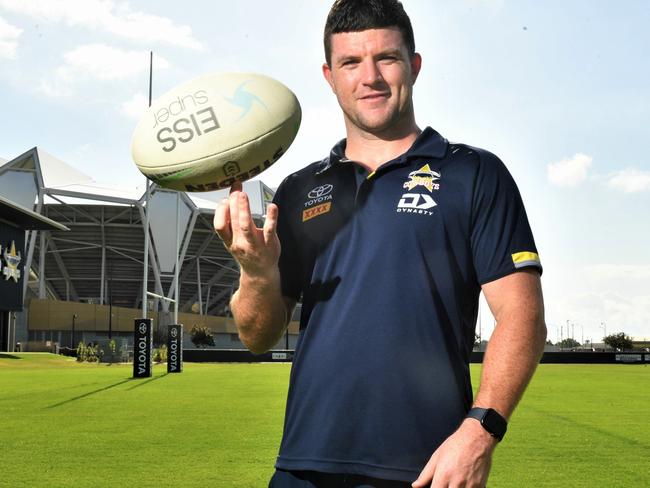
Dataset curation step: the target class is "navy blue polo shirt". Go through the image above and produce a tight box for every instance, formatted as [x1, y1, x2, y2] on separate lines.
[271, 127, 541, 482]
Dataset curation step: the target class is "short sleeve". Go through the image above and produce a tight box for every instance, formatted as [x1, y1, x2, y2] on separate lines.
[470, 150, 542, 285]
[273, 178, 303, 300]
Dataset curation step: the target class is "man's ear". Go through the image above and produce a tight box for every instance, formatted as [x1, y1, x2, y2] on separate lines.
[322, 62, 336, 93]
[410, 52, 422, 84]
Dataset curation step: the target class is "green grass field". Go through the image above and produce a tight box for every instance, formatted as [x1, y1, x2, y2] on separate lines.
[1, 354, 648, 487]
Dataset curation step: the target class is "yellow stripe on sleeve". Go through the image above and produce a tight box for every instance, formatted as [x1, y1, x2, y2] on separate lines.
[511, 251, 541, 269]
[512, 251, 540, 264]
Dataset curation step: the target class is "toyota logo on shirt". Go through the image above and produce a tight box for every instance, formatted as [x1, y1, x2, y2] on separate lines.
[308, 184, 333, 199]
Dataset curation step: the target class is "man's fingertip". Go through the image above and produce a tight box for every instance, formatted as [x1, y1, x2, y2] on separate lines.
[229, 181, 243, 194]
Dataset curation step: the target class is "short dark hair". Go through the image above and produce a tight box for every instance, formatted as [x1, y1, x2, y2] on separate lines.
[324, 0, 415, 66]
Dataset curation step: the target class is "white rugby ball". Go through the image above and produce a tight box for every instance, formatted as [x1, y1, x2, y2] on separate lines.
[131, 72, 301, 192]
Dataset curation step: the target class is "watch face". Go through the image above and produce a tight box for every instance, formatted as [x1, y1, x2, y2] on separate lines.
[483, 409, 507, 440]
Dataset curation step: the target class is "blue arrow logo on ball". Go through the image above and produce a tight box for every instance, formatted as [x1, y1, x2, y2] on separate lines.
[226, 81, 268, 121]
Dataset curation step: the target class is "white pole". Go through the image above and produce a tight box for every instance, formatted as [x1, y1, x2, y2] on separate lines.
[142, 179, 150, 318]
[147, 291, 175, 303]
[12, 312, 16, 352]
[174, 192, 180, 324]
[142, 50, 153, 318]
[196, 257, 203, 315]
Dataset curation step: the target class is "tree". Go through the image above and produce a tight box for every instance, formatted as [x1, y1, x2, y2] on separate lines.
[557, 338, 580, 349]
[603, 332, 633, 351]
[190, 325, 215, 348]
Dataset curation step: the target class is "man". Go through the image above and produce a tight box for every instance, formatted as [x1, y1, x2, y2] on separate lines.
[214, 0, 546, 486]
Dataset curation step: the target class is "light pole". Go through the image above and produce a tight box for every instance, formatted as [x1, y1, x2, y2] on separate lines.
[108, 268, 113, 339]
[71, 314, 77, 348]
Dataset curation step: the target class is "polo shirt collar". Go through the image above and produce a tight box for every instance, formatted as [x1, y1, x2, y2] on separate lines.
[315, 127, 448, 174]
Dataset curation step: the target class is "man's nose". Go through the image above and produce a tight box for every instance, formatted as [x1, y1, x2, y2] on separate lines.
[360, 59, 383, 85]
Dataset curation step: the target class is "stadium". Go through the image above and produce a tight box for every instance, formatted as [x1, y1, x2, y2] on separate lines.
[2, 149, 647, 487]
[0, 146, 300, 355]
[1, 3, 649, 485]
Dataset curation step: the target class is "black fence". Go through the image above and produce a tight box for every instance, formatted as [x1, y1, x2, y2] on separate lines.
[183, 350, 648, 364]
[59, 347, 77, 358]
[183, 349, 294, 363]
[54, 348, 649, 364]
[471, 351, 648, 364]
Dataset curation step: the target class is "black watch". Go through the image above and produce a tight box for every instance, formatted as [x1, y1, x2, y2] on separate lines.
[466, 407, 508, 441]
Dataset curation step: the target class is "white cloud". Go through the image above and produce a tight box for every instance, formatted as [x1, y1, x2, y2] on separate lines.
[260, 104, 344, 188]
[545, 264, 650, 341]
[0, 0, 202, 49]
[606, 168, 650, 193]
[583, 264, 650, 293]
[37, 79, 72, 97]
[56, 44, 169, 82]
[121, 92, 148, 120]
[552, 291, 650, 341]
[38, 44, 169, 98]
[547, 153, 592, 187]
[0, 15, 22, 59]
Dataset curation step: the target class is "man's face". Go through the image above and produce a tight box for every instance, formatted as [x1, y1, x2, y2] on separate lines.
[323, 27, 421, 135]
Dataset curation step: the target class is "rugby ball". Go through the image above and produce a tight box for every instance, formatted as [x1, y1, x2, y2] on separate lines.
[131, 72, 301, 192]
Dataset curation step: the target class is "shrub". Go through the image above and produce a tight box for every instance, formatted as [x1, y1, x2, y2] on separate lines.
[76, 342, 86, 362]
[603, 332, 633, 351]
[190, 325, 215, 348]
[75, 342, 104, 363]
[153, 345, 168, 363]
[557, 338, 580, 349]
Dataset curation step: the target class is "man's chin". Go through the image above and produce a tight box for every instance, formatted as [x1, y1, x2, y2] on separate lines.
[351, 113, 398, 133]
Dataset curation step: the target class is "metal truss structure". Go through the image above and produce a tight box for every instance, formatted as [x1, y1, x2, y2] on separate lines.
[0, 147, 275, 321]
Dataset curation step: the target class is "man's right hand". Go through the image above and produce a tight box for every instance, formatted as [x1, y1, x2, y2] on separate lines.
[213, 181, 291, 354]
[213, 181, 281, 279]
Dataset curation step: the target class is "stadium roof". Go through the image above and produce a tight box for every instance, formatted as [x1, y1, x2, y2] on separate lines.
[0, 195, 69, 231]
[0, 147, 274, 320]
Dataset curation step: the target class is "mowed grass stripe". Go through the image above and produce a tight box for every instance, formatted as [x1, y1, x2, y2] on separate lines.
[490, 364, 650, 487]
[1, 354, 648, 487]
[1, 356, 290, 487]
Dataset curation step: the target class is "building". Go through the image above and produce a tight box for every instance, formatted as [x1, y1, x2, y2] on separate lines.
[0, 147, 299, 351]
[0, 194, 68, 351]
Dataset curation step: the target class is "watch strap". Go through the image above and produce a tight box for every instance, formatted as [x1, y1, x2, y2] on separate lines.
[466, 407, 507, 441]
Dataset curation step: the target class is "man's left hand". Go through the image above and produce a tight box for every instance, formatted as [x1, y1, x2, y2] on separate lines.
[411, 419, 497, 488]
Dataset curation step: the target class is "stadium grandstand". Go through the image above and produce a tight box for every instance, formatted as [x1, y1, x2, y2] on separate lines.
[0, 147, 299, 353]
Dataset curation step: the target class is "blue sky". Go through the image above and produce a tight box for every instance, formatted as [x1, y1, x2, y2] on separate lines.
[1, 0, 648, 341]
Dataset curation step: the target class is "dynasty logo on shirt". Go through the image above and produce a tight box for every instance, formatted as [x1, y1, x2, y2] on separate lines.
[397, 164, 440, 216]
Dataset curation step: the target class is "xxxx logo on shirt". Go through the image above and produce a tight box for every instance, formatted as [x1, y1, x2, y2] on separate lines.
[303, 184, 334, 222]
